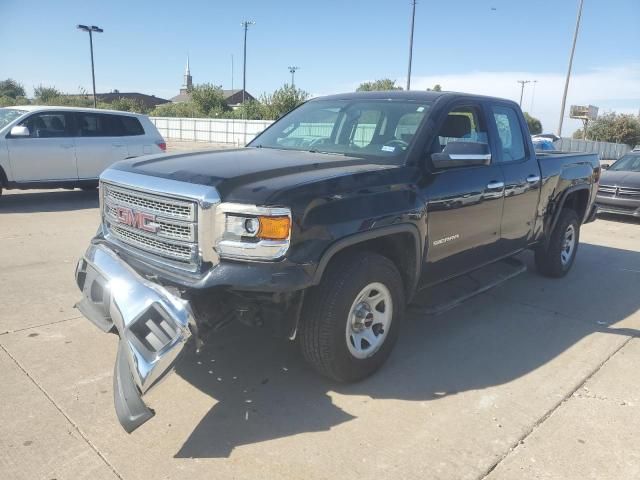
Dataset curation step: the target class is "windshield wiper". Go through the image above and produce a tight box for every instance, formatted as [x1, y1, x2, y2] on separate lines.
[308, 149, 347, 156]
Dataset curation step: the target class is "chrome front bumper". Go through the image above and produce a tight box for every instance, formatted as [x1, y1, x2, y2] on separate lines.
[75, 243, 195, 432]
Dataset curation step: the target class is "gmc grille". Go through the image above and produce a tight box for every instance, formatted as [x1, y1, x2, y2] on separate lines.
[102, 183, 199, 270]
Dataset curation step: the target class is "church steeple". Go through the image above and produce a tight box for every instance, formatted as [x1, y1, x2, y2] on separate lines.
[181, 55, 193, 93]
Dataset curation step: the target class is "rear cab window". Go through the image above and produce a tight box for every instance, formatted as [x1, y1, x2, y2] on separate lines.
[490, 105, 527, 162]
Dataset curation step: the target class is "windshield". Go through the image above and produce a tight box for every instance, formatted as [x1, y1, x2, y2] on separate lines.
[249, 99, 433, 163]
[609, 154, 640, 172]
[0, 108, 27, 130]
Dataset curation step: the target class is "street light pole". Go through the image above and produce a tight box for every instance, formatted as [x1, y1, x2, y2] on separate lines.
[241, 20, 255, 106]
[288, 66, 299, 88]
[77, 24, 103, 108]
[406, 0, 417, 90]
[517, 80, 530, 107]
[557, 0, 584, 137]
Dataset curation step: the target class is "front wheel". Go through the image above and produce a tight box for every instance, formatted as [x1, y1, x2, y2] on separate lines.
[298, 251, 404, 383]
[535, 208, 580, 278]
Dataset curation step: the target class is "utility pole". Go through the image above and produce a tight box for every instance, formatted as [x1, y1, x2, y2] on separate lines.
[406, 0, 417, 90]
[558, 0, 584, 137]
[241, 20, 255, 105]
[77, 24, 103, 108]
[288, 66, 299, 88]
[530, 80, 538, 114]
[517, 80, 530, 107]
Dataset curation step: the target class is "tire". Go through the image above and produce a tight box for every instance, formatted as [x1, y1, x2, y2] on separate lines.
[535, 208, 580, 278]
[298, 251, 405, 383]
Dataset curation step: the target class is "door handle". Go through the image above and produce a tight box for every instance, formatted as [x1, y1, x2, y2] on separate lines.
[486, 181, 505, 190]
[112, 143, 125, 147]
[526, 174, 541, 184]
[60, 144, 74, 149]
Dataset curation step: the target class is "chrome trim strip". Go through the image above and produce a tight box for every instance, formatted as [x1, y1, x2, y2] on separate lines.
[100, 169, 220, 208]
[449, 154, 492, 161]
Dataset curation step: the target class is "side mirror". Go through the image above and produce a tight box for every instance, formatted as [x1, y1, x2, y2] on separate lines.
[9, 125, 30, 137]
[431, 141, 491, 169]
[602, 163, 610, 170]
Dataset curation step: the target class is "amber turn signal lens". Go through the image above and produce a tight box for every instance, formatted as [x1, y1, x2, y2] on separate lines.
[257, 216, 291, 240]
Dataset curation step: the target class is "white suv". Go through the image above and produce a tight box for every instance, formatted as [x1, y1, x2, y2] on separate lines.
[0, 106, 166, 196]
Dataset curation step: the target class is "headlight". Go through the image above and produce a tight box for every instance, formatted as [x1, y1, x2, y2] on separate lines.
[215, 203, 292, 261]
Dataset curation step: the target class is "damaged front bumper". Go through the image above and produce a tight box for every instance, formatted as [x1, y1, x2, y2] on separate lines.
[75, 243, 195, 433]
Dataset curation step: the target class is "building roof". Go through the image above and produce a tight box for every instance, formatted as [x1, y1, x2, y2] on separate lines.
[96, 92, 170, 106]
[170, 89, 256, 104]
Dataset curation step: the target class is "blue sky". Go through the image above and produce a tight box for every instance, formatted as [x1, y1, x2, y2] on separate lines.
[1, 0, 638, 133]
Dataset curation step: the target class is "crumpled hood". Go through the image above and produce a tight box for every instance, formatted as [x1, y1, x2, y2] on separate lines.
[111, 147, 399, 203]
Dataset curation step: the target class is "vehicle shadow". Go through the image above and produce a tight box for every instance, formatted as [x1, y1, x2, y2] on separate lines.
[597, 212, 640, 225]
[173, 242, 640, 458]
[0, 189, 99, 213]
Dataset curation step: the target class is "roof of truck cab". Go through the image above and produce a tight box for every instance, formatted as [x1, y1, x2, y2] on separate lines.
[2, 105, 146, 117]
[313, 90, 516, 105]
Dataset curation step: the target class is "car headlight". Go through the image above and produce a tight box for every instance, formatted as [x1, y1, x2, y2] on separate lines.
[215, 203, 292, 261]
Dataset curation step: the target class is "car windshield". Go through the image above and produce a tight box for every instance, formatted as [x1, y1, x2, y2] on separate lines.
[249, 99, 433, 163]
[609, 154, 640, 172]
[0, 108, 27, 130]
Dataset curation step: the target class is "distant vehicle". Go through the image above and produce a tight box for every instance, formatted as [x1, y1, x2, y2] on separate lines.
[596, 151, 640, 217]
[533, 133, 560, 142]
[73, 90, 600, 432]
[0, 106, 166, 197]
[531, 137, 557, 152]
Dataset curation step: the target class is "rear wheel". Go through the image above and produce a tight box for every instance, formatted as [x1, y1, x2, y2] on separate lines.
[535, 208, 580, 278]
[298, 251, 404, 383]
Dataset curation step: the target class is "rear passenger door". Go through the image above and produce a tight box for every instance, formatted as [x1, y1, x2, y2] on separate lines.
[489, 103, 542, 253]
[74, 112, 130, 179]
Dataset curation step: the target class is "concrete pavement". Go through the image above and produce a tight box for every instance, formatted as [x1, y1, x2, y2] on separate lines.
[1, 186, 639, 480]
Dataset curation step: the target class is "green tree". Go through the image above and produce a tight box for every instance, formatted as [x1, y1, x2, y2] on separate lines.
[189, 83, 230, 117]
[33, 85, 63, 104]
[586, 112, 640, 146]
[107, 97, 151, 114]
[233, 100, 269, 120]
[523, 112, 543, 135]
[261, 84, 309, 119]
[427, 84, 442, 92]
[0, 79, 26, 99]
[356, 79, 403, 92]
[150, 102, 201, 118]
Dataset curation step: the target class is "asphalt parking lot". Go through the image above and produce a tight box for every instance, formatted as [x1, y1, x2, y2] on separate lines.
[1, 168, 639, 479]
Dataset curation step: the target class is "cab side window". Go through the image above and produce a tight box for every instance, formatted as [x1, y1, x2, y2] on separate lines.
[433, 106, 489, 152]
[20, 112, 70, 138]
[491, 106, 526, 162]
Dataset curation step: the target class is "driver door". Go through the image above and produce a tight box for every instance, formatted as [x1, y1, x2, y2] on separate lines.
[420, 102, 505, 284]
[6, 111, 77, 182]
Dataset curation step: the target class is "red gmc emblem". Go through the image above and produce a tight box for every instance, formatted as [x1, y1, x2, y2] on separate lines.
[115, 207, 159, 233]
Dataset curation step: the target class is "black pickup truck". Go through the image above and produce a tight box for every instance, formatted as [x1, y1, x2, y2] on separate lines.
[74, 91, 600, 432]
